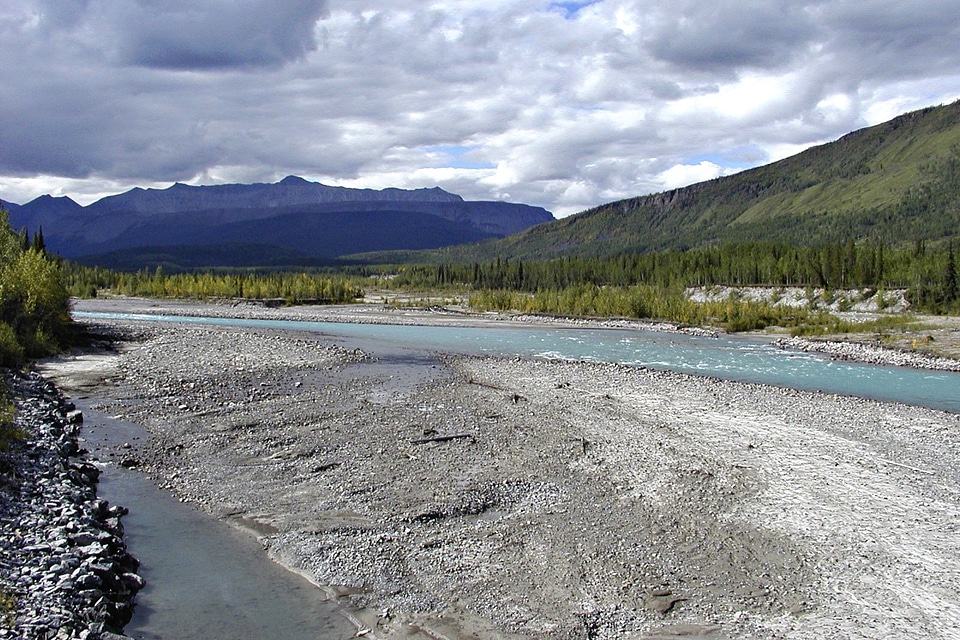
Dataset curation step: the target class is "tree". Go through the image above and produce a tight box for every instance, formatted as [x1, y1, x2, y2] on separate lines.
[945, 242, 958, 304]
[31, 226, 46, 254]
[0, 209, 72, 366]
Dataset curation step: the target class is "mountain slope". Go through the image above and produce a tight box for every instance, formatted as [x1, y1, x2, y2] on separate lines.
[74, 209, 495, 270]
[432, 100, 960, 262]
[4, 177, 553, 265]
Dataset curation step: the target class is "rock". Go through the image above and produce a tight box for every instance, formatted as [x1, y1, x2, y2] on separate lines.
[644, 593, 687, 614]
[69, 532, 98, 546]
[121, 572, 145, 590]
[0, 369, 142, 640]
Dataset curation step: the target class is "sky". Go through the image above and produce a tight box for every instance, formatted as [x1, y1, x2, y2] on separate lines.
[2, 1, 960, 218]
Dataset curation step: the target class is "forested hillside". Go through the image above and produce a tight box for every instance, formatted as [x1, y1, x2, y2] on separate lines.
[420, 100, 960, 262]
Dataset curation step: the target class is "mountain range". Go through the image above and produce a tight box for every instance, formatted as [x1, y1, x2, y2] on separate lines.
[5, 101, 960, 270]
[1, 176, 553, 269]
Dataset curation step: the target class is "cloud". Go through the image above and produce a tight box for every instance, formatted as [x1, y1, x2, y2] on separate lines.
[2, 0, 960, 217]
[642, 1, 818, 72]
[24, 0, 330, 69]
[657, 161, 727, 190]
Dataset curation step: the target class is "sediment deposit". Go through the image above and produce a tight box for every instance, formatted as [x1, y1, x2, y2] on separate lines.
[36, 302, 960, 640]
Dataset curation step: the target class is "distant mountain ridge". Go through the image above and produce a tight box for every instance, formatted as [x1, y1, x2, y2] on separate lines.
[84, 175, 464, 216]
[2, 177, 553, 268]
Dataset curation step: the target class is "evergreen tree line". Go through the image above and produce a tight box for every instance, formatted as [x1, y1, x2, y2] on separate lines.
[392, 241, 960, 313]
[63, 264, 365, 305]
[60, 239, 959, 333]
[0, 211, 72, 367]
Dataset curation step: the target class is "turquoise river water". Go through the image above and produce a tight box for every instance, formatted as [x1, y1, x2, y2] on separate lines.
[75, 311, 960, 413]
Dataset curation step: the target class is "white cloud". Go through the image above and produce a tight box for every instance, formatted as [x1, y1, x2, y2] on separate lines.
[2, 0, 960, 218]
[657, 161, 727, 190]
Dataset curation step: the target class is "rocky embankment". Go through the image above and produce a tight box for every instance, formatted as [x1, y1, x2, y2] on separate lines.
[0, 370, 141, 640]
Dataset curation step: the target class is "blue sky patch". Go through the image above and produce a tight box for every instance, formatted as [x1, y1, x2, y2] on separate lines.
[549, 1, 603, 20]
[423, 145, 496, 170]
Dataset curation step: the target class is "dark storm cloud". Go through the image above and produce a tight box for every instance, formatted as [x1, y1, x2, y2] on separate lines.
[25, 0, 329, 69]
[644, 1, 818, 71]
[113, 0, 330, 69]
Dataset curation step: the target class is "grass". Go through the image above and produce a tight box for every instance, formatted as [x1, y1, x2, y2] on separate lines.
[790, 314, 930, 337]
[467, 285, 841, 333]
[0, 588, 15, 629]
[0, 382, 24, 451]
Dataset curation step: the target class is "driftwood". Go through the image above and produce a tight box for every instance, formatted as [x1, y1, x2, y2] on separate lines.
[410, 433, 476, 445]
[467, 378, 508, 391]
[466, 378, 526, 403]
[879, 458, 935, 475]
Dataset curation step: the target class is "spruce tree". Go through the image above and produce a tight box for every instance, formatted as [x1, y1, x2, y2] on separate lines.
[31, 226, 46, 254]
[945, 242, 958, 303]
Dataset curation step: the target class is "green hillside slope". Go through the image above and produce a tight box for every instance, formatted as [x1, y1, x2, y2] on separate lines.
[429, 100, 960, 262]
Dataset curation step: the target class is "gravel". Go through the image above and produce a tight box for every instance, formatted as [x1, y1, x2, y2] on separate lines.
[34, 302, 960, 640]
[773, 336, 960, 371]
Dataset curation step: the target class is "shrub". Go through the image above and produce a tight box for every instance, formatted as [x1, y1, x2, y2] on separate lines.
[0, 210, 72, 359]
[0, 323, 24, 368]
[0, 587, 16, 628]
[0, 379, 24, 451]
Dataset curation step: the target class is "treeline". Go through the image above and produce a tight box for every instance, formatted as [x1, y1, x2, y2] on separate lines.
[63, 264, 365, 305]
[60, 239, 959, 333]
[391, 241, 960, 313]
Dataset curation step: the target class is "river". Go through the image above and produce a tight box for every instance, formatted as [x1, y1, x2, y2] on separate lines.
[74, 403, 358, 639]
[62, 308, 960, 639]
[75, 311, 960, 412]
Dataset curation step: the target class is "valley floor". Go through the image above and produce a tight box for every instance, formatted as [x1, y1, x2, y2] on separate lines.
[37, 298, 960, 639]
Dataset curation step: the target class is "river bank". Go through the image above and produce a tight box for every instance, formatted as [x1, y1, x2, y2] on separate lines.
[0, 370, 141, 640]
[70, 296, 960, 371]
[37, 299, 960, 639]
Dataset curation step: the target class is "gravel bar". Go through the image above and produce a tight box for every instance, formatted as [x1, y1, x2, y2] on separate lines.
[30, 299, 960, 640]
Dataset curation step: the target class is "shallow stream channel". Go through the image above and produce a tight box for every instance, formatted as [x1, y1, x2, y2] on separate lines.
[73, 400, 358, 640]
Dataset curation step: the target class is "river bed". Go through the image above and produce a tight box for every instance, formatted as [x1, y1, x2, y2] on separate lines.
[74, 400, 357, 640]
[39, 299, 960, 639]
[74, 307, 960, 412]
